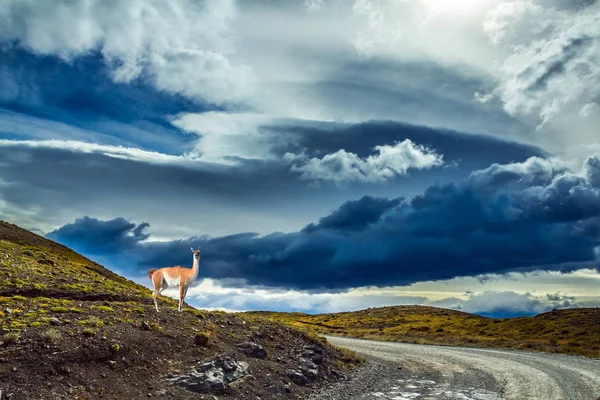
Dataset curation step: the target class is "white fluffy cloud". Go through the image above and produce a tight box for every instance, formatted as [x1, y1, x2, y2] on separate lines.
[172, 112, 286, 165]
[482, 1, 600, 125]
[150, 268, 600, 316]
[0, 139, 197, 165]
[289, 139, 444, 184]
[0, 0, 252, 104]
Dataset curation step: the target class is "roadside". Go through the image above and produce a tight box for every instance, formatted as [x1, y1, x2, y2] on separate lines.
[314, 336, 600, 400]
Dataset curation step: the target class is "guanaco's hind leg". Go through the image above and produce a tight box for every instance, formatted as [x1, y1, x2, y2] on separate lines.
[151, 271, 163, 312]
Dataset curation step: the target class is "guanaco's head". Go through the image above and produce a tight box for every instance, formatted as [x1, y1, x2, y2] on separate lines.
[191, 247, 201, 260]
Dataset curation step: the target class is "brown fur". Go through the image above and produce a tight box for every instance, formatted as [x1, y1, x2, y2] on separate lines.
[147, 269, 157, 279]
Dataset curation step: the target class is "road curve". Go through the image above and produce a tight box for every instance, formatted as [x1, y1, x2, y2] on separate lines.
[326, 336, 600, 400]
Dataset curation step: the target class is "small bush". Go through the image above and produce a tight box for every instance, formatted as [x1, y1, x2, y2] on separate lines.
[78, 316, 104, 327]
[111, 343, 121, 353]
[50, 307, 70, 313]
[3, 332, 20, 344]
[12, 295, 27, 301]
[82, 328, 96, 337]
[41, 329, 61, 343]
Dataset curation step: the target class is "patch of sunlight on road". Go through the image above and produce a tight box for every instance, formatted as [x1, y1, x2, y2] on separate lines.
[369, 379, 501, 400]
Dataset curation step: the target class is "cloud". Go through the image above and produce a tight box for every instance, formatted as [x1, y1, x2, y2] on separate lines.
[303, 196, 401, 232]
[47, 216, 149, 256]
[0, 0, 251, 104]
[0, 139, 199, 165]
[153, 277, 597, 317]
[47, 154, 600, 290]
[290, 139, 444, 184]
[432, 291, 579, 318]
[171, 112, 290, 165]
[483, 1, 600, 125]
[0, 120, 545, 239]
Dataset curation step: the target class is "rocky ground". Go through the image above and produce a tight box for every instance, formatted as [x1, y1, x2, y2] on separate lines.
[0, 221, 363, 400]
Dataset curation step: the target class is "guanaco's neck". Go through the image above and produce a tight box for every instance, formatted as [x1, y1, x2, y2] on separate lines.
[190, 255, 200, 281]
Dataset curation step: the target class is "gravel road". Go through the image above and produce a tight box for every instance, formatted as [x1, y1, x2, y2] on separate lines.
[314, 336, 600, 400]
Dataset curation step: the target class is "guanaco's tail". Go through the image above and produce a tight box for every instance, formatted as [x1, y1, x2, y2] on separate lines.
[148, 269, 157, 279]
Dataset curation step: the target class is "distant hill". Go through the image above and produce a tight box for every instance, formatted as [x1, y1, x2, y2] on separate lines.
[248, 304, 600, 358]
[0, 221, 361, 399]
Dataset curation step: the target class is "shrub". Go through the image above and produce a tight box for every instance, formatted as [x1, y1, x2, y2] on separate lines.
[3, 332, 20, 344]
[111, 343, 121, 353]
[195, 332, 209, 346]
[50, 307, 70, 313]
[12, 295, 27, 301]
[82, 328, 96, 337]
[41, 329, 61, 343]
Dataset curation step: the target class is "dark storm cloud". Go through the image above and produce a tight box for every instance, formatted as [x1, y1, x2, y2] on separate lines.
[0, 49, 208, 153]
[0, 118, 547, 234]
[303, 196, 402, 232]
[48, 155, 600, 290]
[47, 217, 149, 255]
[276, 120, 547, 174]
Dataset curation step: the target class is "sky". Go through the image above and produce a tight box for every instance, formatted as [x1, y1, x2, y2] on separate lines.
[1, 0, 600, 318]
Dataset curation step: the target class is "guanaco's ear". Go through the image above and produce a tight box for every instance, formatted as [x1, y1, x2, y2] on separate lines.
[191, 247, 194, 253]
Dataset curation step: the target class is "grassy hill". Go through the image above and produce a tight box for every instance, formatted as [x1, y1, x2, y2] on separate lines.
[248, 304, 600, 358]
[0, 221, 362, 400]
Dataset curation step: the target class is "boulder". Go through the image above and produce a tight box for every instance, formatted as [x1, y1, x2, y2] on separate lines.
[168, 354, 249, 393]
[286, 370, 308, 386]
[236, 342, 267, 359]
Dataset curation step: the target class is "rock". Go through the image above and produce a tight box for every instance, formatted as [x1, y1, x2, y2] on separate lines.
[195, 333, 209, 347]
[265, 385, 280, 394]
[286, 370, 308, 386]
[49, 317, 62, 326]
[4, 309, 12, 315]
[236, 342, 267, 359]
[303, 347, 324, 364]
[168, 354, 249, 393]
[284, 384, 292, 393]
[141, 321, 150, 331]
[300, 365, 319, 380]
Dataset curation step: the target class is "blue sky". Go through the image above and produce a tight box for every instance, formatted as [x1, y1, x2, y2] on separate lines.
[2, 0, 600, 317]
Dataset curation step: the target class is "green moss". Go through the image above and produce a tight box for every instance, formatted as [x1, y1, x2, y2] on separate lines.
[92, 305, 115, 313]
[50, 307, 70, 313]
[78, 316, 104, 327]
[183, 308, 205, 319]
[111, 343, 121, 353]
[82, 328, 96, 337]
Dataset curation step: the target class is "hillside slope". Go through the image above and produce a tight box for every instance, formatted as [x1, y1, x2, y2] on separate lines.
[249, 304, 600, 358]
[0, 221, 361, 400]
